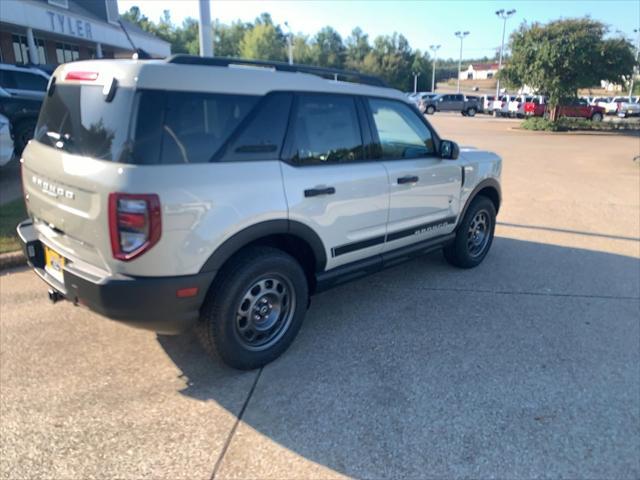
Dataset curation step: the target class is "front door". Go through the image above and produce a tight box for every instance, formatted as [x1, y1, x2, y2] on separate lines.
[366, 97, 462, 251]
[281, 93, 389, 270]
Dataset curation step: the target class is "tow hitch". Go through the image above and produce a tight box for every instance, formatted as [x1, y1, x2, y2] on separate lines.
[48, 289, 63, 304]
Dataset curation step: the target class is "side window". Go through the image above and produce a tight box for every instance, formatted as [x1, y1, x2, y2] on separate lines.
[0, 70, 16, 89]
[368, 98, 435, 160]
[12, 71, 48, 91]
[289, 94, 363, 166]
[455, 94, 464, 101]
[218, 92, 293, 162]
[130, 90, 259, 164]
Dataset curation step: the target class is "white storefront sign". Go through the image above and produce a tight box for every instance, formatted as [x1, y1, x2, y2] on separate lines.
[45, 11, 93, 40]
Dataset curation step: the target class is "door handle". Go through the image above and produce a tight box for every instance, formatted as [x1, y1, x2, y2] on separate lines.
[397, 175, 419, 185]
[304, 186, 336, 197]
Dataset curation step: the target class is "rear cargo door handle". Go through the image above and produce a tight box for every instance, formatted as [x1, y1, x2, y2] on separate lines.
[304, 186, 336, 197]
[397, 175, 419, 184]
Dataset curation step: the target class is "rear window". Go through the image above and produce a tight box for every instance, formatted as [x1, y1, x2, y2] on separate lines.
[35, 83, 134, 161]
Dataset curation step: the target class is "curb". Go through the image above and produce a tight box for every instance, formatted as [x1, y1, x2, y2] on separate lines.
[508, 126, 640, 136]
[0, 251, 26, 271]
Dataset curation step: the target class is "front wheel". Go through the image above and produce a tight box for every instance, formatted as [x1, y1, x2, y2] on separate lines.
[426, 105, 436, 115]
[197, 246, 309, 370]
[444, 196, 496, 268]
[591, 112, 603, 122]
[466, 108, 477, 117]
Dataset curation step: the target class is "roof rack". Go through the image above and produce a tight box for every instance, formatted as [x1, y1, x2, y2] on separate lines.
[165, 54, 389, 88]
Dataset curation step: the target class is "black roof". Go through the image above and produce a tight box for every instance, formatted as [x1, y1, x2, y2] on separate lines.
[166, 55, 389, 88]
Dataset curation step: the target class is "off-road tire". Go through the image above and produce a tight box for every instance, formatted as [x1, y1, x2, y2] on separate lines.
[444, 196, 496, 268]
[196, 246, 308, 370]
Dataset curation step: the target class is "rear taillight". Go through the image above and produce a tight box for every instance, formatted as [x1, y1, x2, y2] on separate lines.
[108, 193, 161, 261]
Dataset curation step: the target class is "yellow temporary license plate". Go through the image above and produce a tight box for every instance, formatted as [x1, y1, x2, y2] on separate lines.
[44, 245, 65, 282]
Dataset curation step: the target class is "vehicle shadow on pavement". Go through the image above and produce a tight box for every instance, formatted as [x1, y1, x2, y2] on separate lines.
[156, 236, 640, 478]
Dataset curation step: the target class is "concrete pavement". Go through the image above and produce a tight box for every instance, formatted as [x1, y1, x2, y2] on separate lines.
[1, 114, 638, 479]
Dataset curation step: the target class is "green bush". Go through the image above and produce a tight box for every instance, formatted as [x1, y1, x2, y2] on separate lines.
[521, 116, 640, 132]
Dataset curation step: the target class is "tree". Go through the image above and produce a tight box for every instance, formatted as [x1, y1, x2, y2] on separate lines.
[345, 27, 371, 70]
[503, 18, 635, 119]
[311, 27, 346, 69]
[214, 20, 251, 57]
[240, 22, 285, 61]
[410, 50, 432, 92]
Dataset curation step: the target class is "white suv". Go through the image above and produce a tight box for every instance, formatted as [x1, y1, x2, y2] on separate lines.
[18, 56, 502, 369]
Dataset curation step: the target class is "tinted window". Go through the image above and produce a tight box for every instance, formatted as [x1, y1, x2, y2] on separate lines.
[369, 98, 435, 160]
[131, 90, 259, 164]
[35, 84, 134, 161]
[218, 92, 293, 162]
[289, 94, 363, 165]
[13, 71, 48, 91]
[0, 70, 16, 89]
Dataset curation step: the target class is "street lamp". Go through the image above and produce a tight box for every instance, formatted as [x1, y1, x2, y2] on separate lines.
[284, 21, 293, 65]
[413, 72, 421, 93]
[629, 28, 639, 97]
[495, 9, 516, 97]
[429, 44, 441, 92]
[455, 31, 470, 93]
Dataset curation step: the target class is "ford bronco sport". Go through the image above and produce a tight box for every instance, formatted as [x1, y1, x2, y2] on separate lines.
[18, 55, 502, 369]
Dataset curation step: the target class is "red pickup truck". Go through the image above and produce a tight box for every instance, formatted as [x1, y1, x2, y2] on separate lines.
[524, 98, 605, 121]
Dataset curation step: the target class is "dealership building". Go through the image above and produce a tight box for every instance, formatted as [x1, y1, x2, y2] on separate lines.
[0, 0, 171, 67]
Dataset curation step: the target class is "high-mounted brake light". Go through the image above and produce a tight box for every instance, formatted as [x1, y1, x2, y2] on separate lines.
[65, 71, 99, 81]
[109, 193, 161, 261]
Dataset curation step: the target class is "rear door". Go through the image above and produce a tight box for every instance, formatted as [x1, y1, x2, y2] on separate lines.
[0, 69, 47, 100]
[281, 93, 389, 270]
[366, 97, 461, 251]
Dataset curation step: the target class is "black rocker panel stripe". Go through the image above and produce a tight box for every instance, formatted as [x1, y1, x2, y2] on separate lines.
[331, 235, 386, 257]
[331, 216, 457, 257]
[386, 216, 457, 242]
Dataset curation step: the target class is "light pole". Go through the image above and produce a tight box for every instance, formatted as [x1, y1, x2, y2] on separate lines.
[628, 28, 639, 98]
[284, 21, 293, 65]
[198, 0, 213, 57]
[413, 72, 421, 93]
[495, 9, 516, 97]
[455, 31, 469, 93]
[429, 44, 441, 92]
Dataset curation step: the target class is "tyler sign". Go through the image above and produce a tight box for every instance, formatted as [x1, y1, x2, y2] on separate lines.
[46, 11, 93, 39]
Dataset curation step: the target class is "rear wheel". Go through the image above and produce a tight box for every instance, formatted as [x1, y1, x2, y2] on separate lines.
[14, 119, 36, 155]
[444, 196, 496, 268]
[426, 105, 436, 115]
[197, 246, 308, 370]
[466, 108, 477, 117]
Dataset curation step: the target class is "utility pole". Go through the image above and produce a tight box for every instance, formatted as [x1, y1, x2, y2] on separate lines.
[495, 9, 516, 97]
[628, 28, 639, 98]
[198, 0, 213, 56]
[455, 31, 470, 93]
[285, 21, 293, 65]
[413, 72, 421, 93]
[429, 44, 441, 92]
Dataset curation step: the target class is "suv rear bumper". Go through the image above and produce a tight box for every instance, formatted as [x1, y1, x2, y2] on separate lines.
[17, 219, 215, 334]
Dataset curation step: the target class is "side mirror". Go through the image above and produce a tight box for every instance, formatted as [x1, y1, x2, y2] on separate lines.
[440, 140, 459, 160]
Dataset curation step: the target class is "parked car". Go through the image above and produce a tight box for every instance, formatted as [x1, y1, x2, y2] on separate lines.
[17, 55, 502, 369]
[0, 64, 49, 154]
[524, 98, 604, 120]
[0, 113, 14, 167]
[615, 97, 640, 117]
[0, 89, 43, 155]
[593, 97, 612, 108]
[508, 95, 533, 118]
[479, 95, 495, 113]
[0, 63, 50, 101]
[491, 95, 515, 117]
[602, 97, 629, 115]
[421, 93, 479, 116]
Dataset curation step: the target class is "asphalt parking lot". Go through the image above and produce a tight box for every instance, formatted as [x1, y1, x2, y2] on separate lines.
[1, 113, 639, 479]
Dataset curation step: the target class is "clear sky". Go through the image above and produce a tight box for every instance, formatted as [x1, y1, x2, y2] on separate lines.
[118, 0, 640, 60]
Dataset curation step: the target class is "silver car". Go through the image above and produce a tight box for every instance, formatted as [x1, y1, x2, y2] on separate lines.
[18, 56, 502, 369]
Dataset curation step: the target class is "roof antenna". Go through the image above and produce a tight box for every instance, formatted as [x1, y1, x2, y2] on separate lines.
[118, 20, 152, 60]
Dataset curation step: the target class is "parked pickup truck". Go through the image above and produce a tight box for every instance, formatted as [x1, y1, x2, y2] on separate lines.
[524, 98, 605, 121]
[420, 93, 480, 116]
